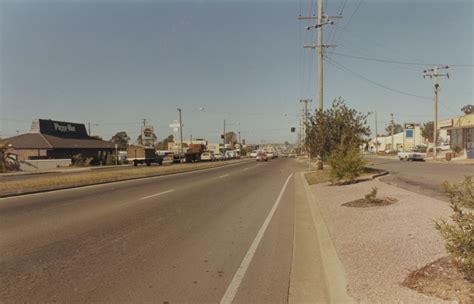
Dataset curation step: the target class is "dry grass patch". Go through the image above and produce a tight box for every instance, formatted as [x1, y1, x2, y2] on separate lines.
[304, 170, 332, 185]
[0, 161, 243, 194]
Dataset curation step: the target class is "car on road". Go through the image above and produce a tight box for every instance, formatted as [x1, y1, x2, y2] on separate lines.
[200, 152, 215, 162]
[250, 150, 258, 158]
[214, 153, 224, 161]
[398, 150, 426, 161]
[256, 153, 268, 162]
[266, 152, 274, 159]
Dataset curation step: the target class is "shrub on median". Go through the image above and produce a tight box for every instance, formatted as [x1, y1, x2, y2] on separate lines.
[328, 142, 366, 184]
[435, 177, 474, 281]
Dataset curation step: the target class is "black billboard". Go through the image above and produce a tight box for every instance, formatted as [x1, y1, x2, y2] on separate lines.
[38, 119, 89, 139]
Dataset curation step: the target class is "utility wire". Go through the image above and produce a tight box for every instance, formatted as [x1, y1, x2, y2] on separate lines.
[324, 56, 432, 100]
[331, 51, 474, 67]
[324, 56, 459, 115]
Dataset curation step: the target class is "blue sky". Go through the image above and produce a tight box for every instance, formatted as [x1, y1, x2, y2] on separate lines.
[1, 0, 472, 144]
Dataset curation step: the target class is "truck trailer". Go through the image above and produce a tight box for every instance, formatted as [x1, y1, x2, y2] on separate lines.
[127, 145, 164, 166]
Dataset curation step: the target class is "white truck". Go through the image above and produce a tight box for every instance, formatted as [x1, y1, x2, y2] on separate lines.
[397, 150, 426, 161]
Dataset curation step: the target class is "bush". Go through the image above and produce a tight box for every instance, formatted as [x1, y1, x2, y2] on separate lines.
[328, 143, 366, 184]
[453, 146, 462, 154]
[365, 187, 378, 202]
[435, 177, 474, 281]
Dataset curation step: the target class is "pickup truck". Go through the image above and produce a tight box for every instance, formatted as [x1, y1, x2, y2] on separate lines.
[397, 150, 426, 161]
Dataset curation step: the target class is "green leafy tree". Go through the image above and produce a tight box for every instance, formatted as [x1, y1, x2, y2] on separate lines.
[435, 177, 474, 281]
[385, 123, 403, 135]
[461, 104, 474, 115]
[110, 131, 130, 147]
[420, 121, 439, 143]
[328, 142, 366, 184]
[225, 132, 238, 146]
[306, 97, 370, 170]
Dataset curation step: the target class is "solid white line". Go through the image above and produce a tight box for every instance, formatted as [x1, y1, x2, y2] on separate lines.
[219, 174, 230, 178]
[139, 189, 174, 200]
[220, 173, 293, 304]
[242, 167, 249, 171]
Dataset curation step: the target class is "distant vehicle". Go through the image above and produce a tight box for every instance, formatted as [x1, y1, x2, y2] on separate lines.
[398, 150, 426, 161]
[256, 153, 268, 162]
[266, 152, 274, 159]
[201, 152, 215, 162]
[214, 152, 224, 161]
[225, 150, 236, 159]
[438, 143, 451, 151]
[185, 144, 206, 163]
[250, 150, 258, 158]
[127, 145, 164, 166]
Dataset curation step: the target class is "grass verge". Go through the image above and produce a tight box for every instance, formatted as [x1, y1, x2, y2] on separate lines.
[0, 160, 245, 196]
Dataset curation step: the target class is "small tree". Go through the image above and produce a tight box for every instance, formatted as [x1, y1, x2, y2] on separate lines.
[385, 123, 403, 135]
[435, 177, 474, 281]
[461, 104, 474, 115]
[306, 97, 370, 170]
[328, 142, 366, 184]
[110, 131, 130, 147]
[420, 121, 440, 143]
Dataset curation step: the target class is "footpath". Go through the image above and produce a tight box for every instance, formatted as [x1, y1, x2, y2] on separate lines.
[304, 174, 455, 303]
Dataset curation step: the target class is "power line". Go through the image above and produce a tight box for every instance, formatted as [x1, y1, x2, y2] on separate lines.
[330, 51, 474, 67]
[324, 56, 432, 100]
[324, 56, 459, 115]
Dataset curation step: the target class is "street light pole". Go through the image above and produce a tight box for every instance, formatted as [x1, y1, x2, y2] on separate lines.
[375, 111, 378, 154]
[390, 113, 395, 152]
[423, 66, 449, 161]
[177, 108, 183, 159]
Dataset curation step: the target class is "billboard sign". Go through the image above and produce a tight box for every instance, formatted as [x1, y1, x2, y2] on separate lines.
[38, 119, 89, 139]
[141, 125, 155, 146]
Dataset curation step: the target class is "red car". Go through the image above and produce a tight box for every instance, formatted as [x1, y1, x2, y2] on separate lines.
[256, 153, 268, 161]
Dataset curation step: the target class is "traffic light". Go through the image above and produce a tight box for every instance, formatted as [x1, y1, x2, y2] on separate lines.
[291, 127, 296, 133]
[221, 134, 224, 139]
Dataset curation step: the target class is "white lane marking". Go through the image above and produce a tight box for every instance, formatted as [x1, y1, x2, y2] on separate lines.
[241, 167, 249, 171]
[220, 173, 293, 304]
[139, 189, 175, 200]
[219, 174, 230, 178]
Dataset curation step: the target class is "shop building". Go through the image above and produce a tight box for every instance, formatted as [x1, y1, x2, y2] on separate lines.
[439, 114, 474, 150]
[4, 119, 114, 164]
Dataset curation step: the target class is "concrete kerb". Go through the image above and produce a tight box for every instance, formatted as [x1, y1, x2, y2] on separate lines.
[0, 160, 252, 199]
[300, 172, 356, 303]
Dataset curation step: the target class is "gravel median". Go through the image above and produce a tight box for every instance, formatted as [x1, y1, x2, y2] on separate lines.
[309, 178, 453, 303]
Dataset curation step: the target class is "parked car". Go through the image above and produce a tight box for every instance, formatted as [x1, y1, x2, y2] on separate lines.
[438, 143, 451, 151]
[250, 150, 258, 158]
[214, 153, 224, 161]
[266, 152, 274, 159]
[256, 153, 268, 162]
[398, 149, 426, 161]
[201, 152, 215, 161]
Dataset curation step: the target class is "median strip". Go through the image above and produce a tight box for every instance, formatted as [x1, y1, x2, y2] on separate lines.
[0, 160, 251, 198]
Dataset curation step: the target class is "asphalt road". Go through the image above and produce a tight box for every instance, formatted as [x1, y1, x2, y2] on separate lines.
[0, 158, 319, 303]
[366, 156, 474, 201]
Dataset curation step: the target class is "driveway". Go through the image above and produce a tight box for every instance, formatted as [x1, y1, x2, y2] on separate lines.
[366, 156, 474, 201]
